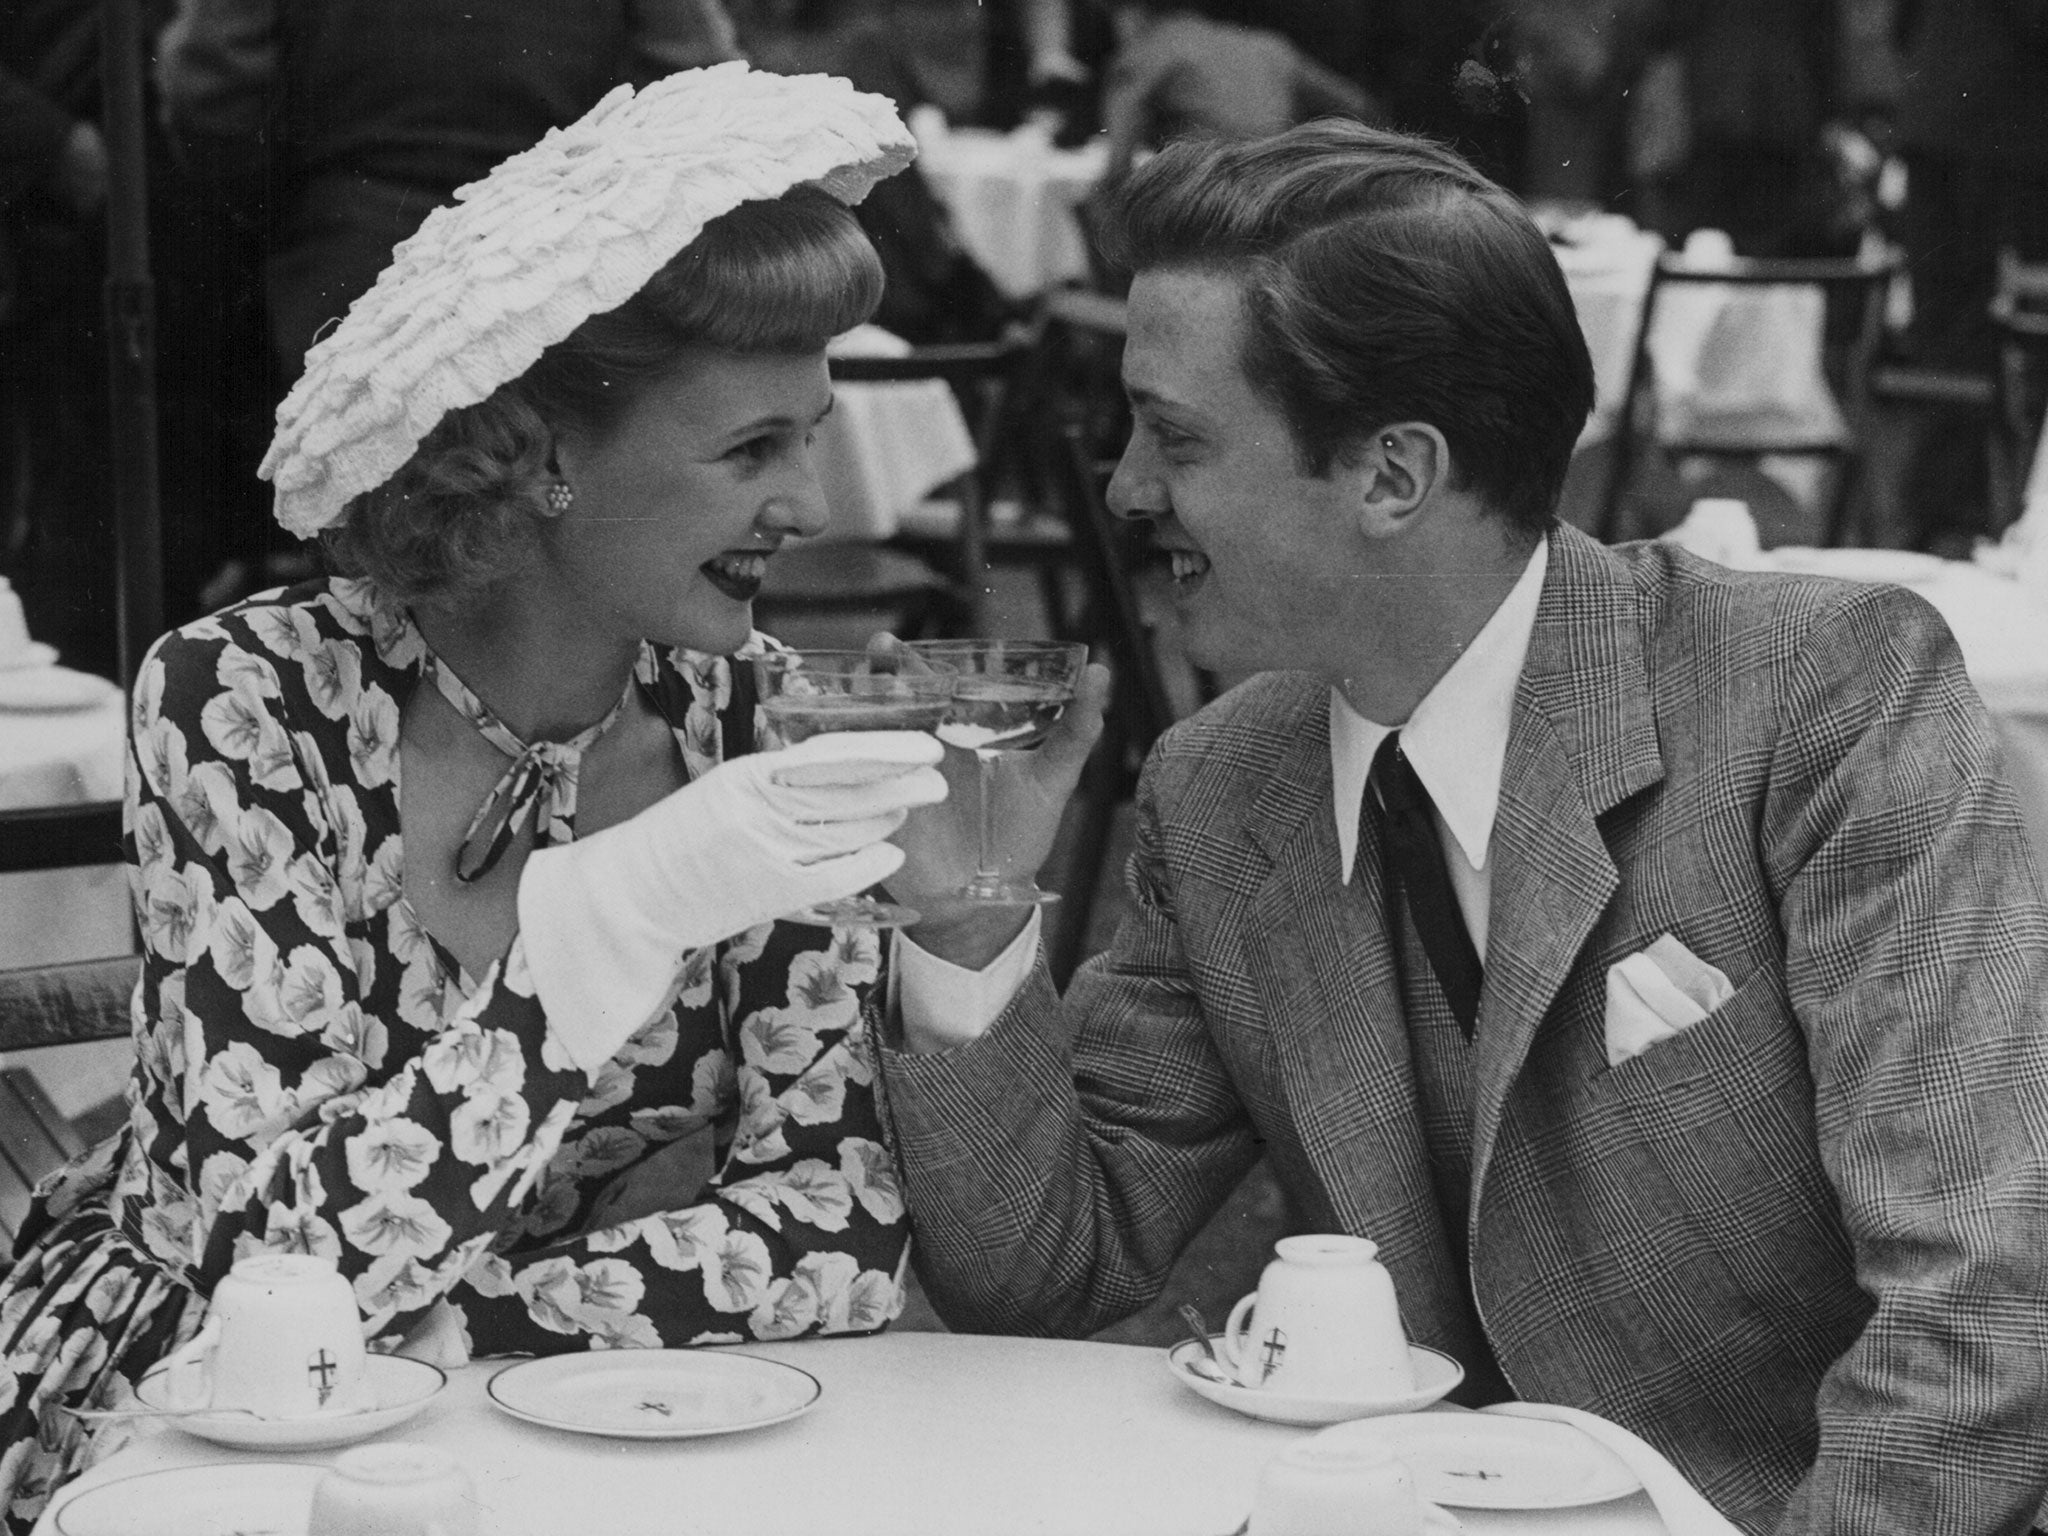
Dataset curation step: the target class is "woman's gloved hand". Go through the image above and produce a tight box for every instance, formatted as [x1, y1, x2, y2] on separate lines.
[518, 731, 946, 1074]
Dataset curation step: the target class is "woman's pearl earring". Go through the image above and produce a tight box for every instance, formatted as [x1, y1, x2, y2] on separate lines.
[1381, 436, 1397, 451]
[544, 481, 574, 516]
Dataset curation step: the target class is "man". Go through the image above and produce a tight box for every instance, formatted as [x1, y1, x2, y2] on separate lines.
[881, 121, 2048, 1534]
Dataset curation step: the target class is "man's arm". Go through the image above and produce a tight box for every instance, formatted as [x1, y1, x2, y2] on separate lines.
[879, 768, 1263, 1336]
[1765, 584, 2048, 1534]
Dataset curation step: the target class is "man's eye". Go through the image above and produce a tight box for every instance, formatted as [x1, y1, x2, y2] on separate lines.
[1150, 421, 1196, 455]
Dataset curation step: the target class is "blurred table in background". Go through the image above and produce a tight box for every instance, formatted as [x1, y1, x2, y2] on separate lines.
[918, 126, 1107, 300]
[0, 691, 134, 1122]
[0, 694, 130, 969]
[1753, 546, 2048, 881]
[817, 327, 979, 542]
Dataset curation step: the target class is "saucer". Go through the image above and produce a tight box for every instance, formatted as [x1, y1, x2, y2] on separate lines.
[487, 1348, 822, 1439]
[1167, 1339, 1464, 1426]
[134, 1353, 447, 1449]
[53, 1462, 326, 1536]
[1313, 1413, 1642, 1509]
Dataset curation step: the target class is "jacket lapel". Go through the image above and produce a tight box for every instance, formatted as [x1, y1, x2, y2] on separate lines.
[1468, 526, 1665, 1195]
[1239, 686, 1470, 1341]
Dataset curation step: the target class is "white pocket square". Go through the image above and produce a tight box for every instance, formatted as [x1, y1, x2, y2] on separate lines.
[1604, 935, 1734, 1068]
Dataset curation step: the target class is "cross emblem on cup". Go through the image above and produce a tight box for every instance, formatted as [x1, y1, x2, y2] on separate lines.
[1258, 1328, 1289, 1383]
[308, 1348, 339, 1405]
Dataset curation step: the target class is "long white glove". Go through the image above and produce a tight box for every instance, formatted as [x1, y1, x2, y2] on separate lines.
[518, 731, 946, 1076]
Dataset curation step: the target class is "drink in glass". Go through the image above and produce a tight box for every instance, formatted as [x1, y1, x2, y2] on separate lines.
[910, 639, 1088, 907]
[753, 649, 956, 928]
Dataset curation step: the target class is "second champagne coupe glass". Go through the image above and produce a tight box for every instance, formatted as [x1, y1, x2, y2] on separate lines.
[910, 639, 1089, 907]
[753, 649, 956, 929]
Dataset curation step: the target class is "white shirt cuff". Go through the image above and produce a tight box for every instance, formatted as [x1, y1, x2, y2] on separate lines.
[893, 910, 1042, 1053]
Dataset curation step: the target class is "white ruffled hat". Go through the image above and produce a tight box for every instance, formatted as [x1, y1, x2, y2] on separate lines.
[261, 62, 916, 539]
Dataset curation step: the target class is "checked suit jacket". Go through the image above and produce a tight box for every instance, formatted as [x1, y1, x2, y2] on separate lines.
[881, 524, 2048, 1535]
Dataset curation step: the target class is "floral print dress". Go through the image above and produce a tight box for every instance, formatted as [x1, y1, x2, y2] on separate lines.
[0, 577, 909, 1533]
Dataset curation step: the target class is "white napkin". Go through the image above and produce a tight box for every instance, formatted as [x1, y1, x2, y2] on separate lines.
[1660, 499, 1764, 570]
[1483, 1402, 1742, 1536]
[1603, 935, 1733, 1067]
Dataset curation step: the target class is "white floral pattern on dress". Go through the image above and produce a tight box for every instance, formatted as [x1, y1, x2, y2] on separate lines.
[0, 578, 909, 1535]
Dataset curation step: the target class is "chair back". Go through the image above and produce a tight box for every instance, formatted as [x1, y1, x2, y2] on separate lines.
[1597, 245, 1903, 545]
[1992, 249, 2048, 529]
[0, 954, 138, 1246]
[0, 802, 124, 876]
[828, 336, 1035, 627]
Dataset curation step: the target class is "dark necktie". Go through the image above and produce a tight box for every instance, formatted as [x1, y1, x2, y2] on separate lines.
[1369, 733, 1483, 1038]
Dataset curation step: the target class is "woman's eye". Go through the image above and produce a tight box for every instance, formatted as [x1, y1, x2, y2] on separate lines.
[728, 436, 778, 466]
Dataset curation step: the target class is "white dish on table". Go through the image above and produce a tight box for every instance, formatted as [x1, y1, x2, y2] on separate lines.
[1167, 1337, 1463, 1426]
[133, 1353, 446, 1450]
[53, 1461, 325, 1536]
[1312, 1411, 1643, 1509]
[487, 1348, 822, 1439]
[0, 665, 119, 712]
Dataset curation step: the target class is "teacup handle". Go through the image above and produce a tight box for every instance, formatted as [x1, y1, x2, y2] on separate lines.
[1221, 1292, 1260, 1384]
[161, 1315, 222, 1411]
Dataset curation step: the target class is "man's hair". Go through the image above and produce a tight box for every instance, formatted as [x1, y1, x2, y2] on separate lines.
[1100, 120, 1594, 533]
[325, 185, 883, 605]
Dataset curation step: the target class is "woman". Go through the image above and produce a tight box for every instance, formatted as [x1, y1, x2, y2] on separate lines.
[0, 64, 943, 1530]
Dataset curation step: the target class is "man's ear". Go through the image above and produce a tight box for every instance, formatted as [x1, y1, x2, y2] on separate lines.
[1353, 423, 1450, 539]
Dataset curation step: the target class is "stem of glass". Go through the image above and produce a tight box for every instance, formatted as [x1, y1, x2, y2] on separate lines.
[974, 749, 1001, 887]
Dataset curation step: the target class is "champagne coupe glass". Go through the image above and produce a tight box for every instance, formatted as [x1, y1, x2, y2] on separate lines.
[753, 649, 957, 929]
[908, 639, 1089, 907]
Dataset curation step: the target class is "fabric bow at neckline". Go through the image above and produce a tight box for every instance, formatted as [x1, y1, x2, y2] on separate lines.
[429, 653, 635, 883]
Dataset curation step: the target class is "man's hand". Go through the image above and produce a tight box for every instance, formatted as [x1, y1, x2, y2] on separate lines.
[887, 655, 1112, 970]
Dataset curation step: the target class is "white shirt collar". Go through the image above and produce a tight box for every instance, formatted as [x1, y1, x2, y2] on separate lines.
[1331, 537, 1549, 882]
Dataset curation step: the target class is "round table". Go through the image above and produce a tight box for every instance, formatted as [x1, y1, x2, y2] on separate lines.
[37, 1333, 1672, 1536]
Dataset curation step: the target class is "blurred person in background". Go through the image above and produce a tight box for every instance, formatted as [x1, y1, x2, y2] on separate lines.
[1632, 0, 1848, 258]
[159, 0, 744, 388]
[155, 0, 744, 608]
[1096, 0, 1379, 191]
[1893, 0, 2048, 552]
[0, 0, 246, 668]
[980, 0, 1115, 142]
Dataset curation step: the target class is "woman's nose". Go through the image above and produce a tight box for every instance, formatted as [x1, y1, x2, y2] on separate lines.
[1105, 442, 1163, 523]
[763, 458, 830, 539]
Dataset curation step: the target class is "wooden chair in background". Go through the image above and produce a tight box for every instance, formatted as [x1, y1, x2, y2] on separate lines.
[0, 804, 135, 1247]
[1992, 249, 2048, 530]
[1597, 247, 1903, 546]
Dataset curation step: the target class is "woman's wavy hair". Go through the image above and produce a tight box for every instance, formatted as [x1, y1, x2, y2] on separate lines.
[323, 185, 884, 606]
[1099, 121, 1594, 535]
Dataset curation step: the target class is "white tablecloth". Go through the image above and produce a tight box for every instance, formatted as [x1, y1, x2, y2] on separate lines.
[816, 328, 980, 542]
[0, 697, 131, 970]
[918, 127, 1108, 300]
[37, 1333, 1672, 1536]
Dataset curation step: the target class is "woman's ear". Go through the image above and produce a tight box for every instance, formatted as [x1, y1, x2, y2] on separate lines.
[1354, 423, 1449, 539]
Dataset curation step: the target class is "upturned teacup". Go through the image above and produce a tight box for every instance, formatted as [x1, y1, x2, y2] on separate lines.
[1223, 1234, 1416, 1398]
[310, 1443, 479, 1536]
[164, 1252, 372, 1418]
[1250, 1435, 1462, 1536]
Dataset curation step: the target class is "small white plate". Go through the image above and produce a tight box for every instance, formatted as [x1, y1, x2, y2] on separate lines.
[487, 1349, 822, 1439]
[54, 1461, 324, 1535]
[134, 1353, 447, 1450]
[1315, 1412, 1642, 1509]
[1167, 1339, 1464, 1426]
